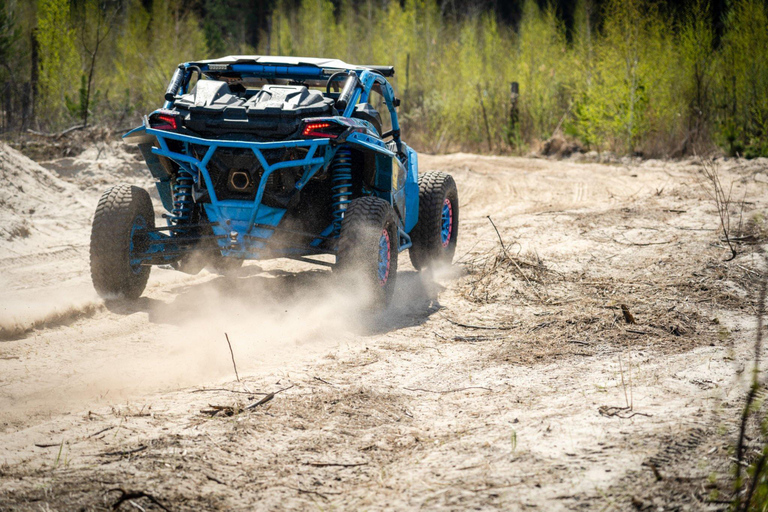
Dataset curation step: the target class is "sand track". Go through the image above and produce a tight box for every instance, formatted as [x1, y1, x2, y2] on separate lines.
[0, 145, 766, 510]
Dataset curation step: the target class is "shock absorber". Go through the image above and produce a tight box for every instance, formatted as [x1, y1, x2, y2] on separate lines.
[330, 146, 353, 234]
[169, 171, 195, 231]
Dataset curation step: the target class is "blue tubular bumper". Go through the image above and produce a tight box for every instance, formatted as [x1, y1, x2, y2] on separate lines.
[146, 128, 335, 259]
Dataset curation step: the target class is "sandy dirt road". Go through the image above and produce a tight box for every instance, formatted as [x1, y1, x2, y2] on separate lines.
[0, 143, 766, 510]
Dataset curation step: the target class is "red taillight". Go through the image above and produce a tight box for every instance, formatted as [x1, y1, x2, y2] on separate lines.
[302, 122, 338, 138]
[155, 114, 178, 130]
[149, 111, 179, 130]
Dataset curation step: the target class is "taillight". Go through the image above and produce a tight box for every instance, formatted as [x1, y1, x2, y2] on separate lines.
[149, 111, 180, 130]
[302, 121, 343, 138]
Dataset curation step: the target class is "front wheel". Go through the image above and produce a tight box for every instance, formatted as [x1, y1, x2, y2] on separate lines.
[90, 184, 154, 299]
[336, 196, 399, 308]
[409, 171, 459, 270]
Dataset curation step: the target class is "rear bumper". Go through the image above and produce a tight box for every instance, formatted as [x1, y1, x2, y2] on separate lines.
[144, 128, 335, 258]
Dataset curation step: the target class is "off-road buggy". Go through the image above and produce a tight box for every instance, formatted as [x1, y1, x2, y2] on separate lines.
[90, 56, 459, 306]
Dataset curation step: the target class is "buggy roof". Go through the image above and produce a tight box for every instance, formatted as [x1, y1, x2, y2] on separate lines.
[187, 55, 394, 78]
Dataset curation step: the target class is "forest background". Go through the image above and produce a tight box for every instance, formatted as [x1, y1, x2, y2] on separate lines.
[0, 0, 766, 157]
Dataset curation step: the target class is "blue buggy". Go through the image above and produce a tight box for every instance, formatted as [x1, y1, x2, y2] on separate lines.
[90, 56, 459, 306]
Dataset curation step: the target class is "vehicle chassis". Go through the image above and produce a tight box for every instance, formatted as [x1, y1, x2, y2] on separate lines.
[124, 63, 418, 269]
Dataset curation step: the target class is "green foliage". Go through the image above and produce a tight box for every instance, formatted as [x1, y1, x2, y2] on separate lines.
[36, 0, 79, 124]
[65, 74, 88, 120]
[2, 0, 765, 157]
[716, 0, 768, 157]
[0, 0, 20, 77]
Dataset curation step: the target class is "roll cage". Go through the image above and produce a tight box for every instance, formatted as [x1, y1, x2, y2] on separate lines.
[164, 56, 403, 149]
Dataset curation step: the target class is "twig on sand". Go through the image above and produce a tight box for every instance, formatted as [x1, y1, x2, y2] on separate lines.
[245, 384, 295, 411]
[598, 406, 651, 419]
[285, 485, 341, 500]
[205, 473, 227, 485]
[441, 315, 515, 330]
[203, 385, 295, 416]
[97, 445, 147, 457]
[106, 488, 169, 511]
[304, 461, 368, 468]
[620, 304, 637, 324]
[487, 215, 509, 259]
[612, 236, 673, 246]
[191, 388, 269, 396]
[88, 426, 115, 438]
[224, 333, 240, 382]
[404, 386, 492, 394]
[313, 376, 336, 387]
[244, 393, 274, 410]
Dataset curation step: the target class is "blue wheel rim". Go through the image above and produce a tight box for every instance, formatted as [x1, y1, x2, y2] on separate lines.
[378, 229, 391, 285]
[441, 198, 453, 248]
[129, 215, 147, 274]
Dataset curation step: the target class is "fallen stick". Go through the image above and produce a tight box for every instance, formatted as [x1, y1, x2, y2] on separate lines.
[442, 316, 515, 330]
[191, 388, 269, 396]
[244, 393, 274, 410]
[285, 485, 341, 500]
[106, 488, 169, 511]
[88, 426, 115, 438]
[404, 386, 492, 394]
[224, 333, 240, 382]
[304, 462, 368, 468]
[98, 445, 147, 457]
[313, 376, 336, 387]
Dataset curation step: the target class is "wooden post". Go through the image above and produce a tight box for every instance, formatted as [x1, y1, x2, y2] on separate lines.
[28, 28, 39, 129]
[509, 82, 519, 132]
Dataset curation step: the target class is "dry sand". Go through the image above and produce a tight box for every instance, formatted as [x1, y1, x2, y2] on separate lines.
[0, 141, 766, 510]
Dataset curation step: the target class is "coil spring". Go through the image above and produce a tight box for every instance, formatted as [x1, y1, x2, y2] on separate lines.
[330, 147, 353, 233]
[170, 172, 194, 228]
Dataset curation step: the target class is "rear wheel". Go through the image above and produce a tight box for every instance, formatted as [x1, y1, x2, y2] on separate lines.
[90, 184, 154, 299]
[336, 196, 398, 308]
[410, 171, 459, 270]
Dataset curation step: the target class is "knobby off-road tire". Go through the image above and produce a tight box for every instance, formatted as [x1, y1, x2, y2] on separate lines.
[336, 196, 399, 308]
[410, 171, 459, 270]
[90, 184, 154, 299]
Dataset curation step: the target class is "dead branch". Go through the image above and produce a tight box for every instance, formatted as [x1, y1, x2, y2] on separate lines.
[106, 488, 169, 511]
[224, 333, 240, 382]
[304, 462, 368, 468]
[487, 215, 509, 259]
[87, 426, 115, 438]
[244, 393, 274, 410]
[205, 473, 226, 485]
[404, 386, 492, 394]
[313, 376, 336, 387]
[98, 445, 147, 457]
[26, 125, 86, 139]
[598, 406, 651, 419]
[191, 388, 269, 396]
[621, 304, 637, 324]
[284, 485, 341, 500]
[441, 315, 515, 330]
